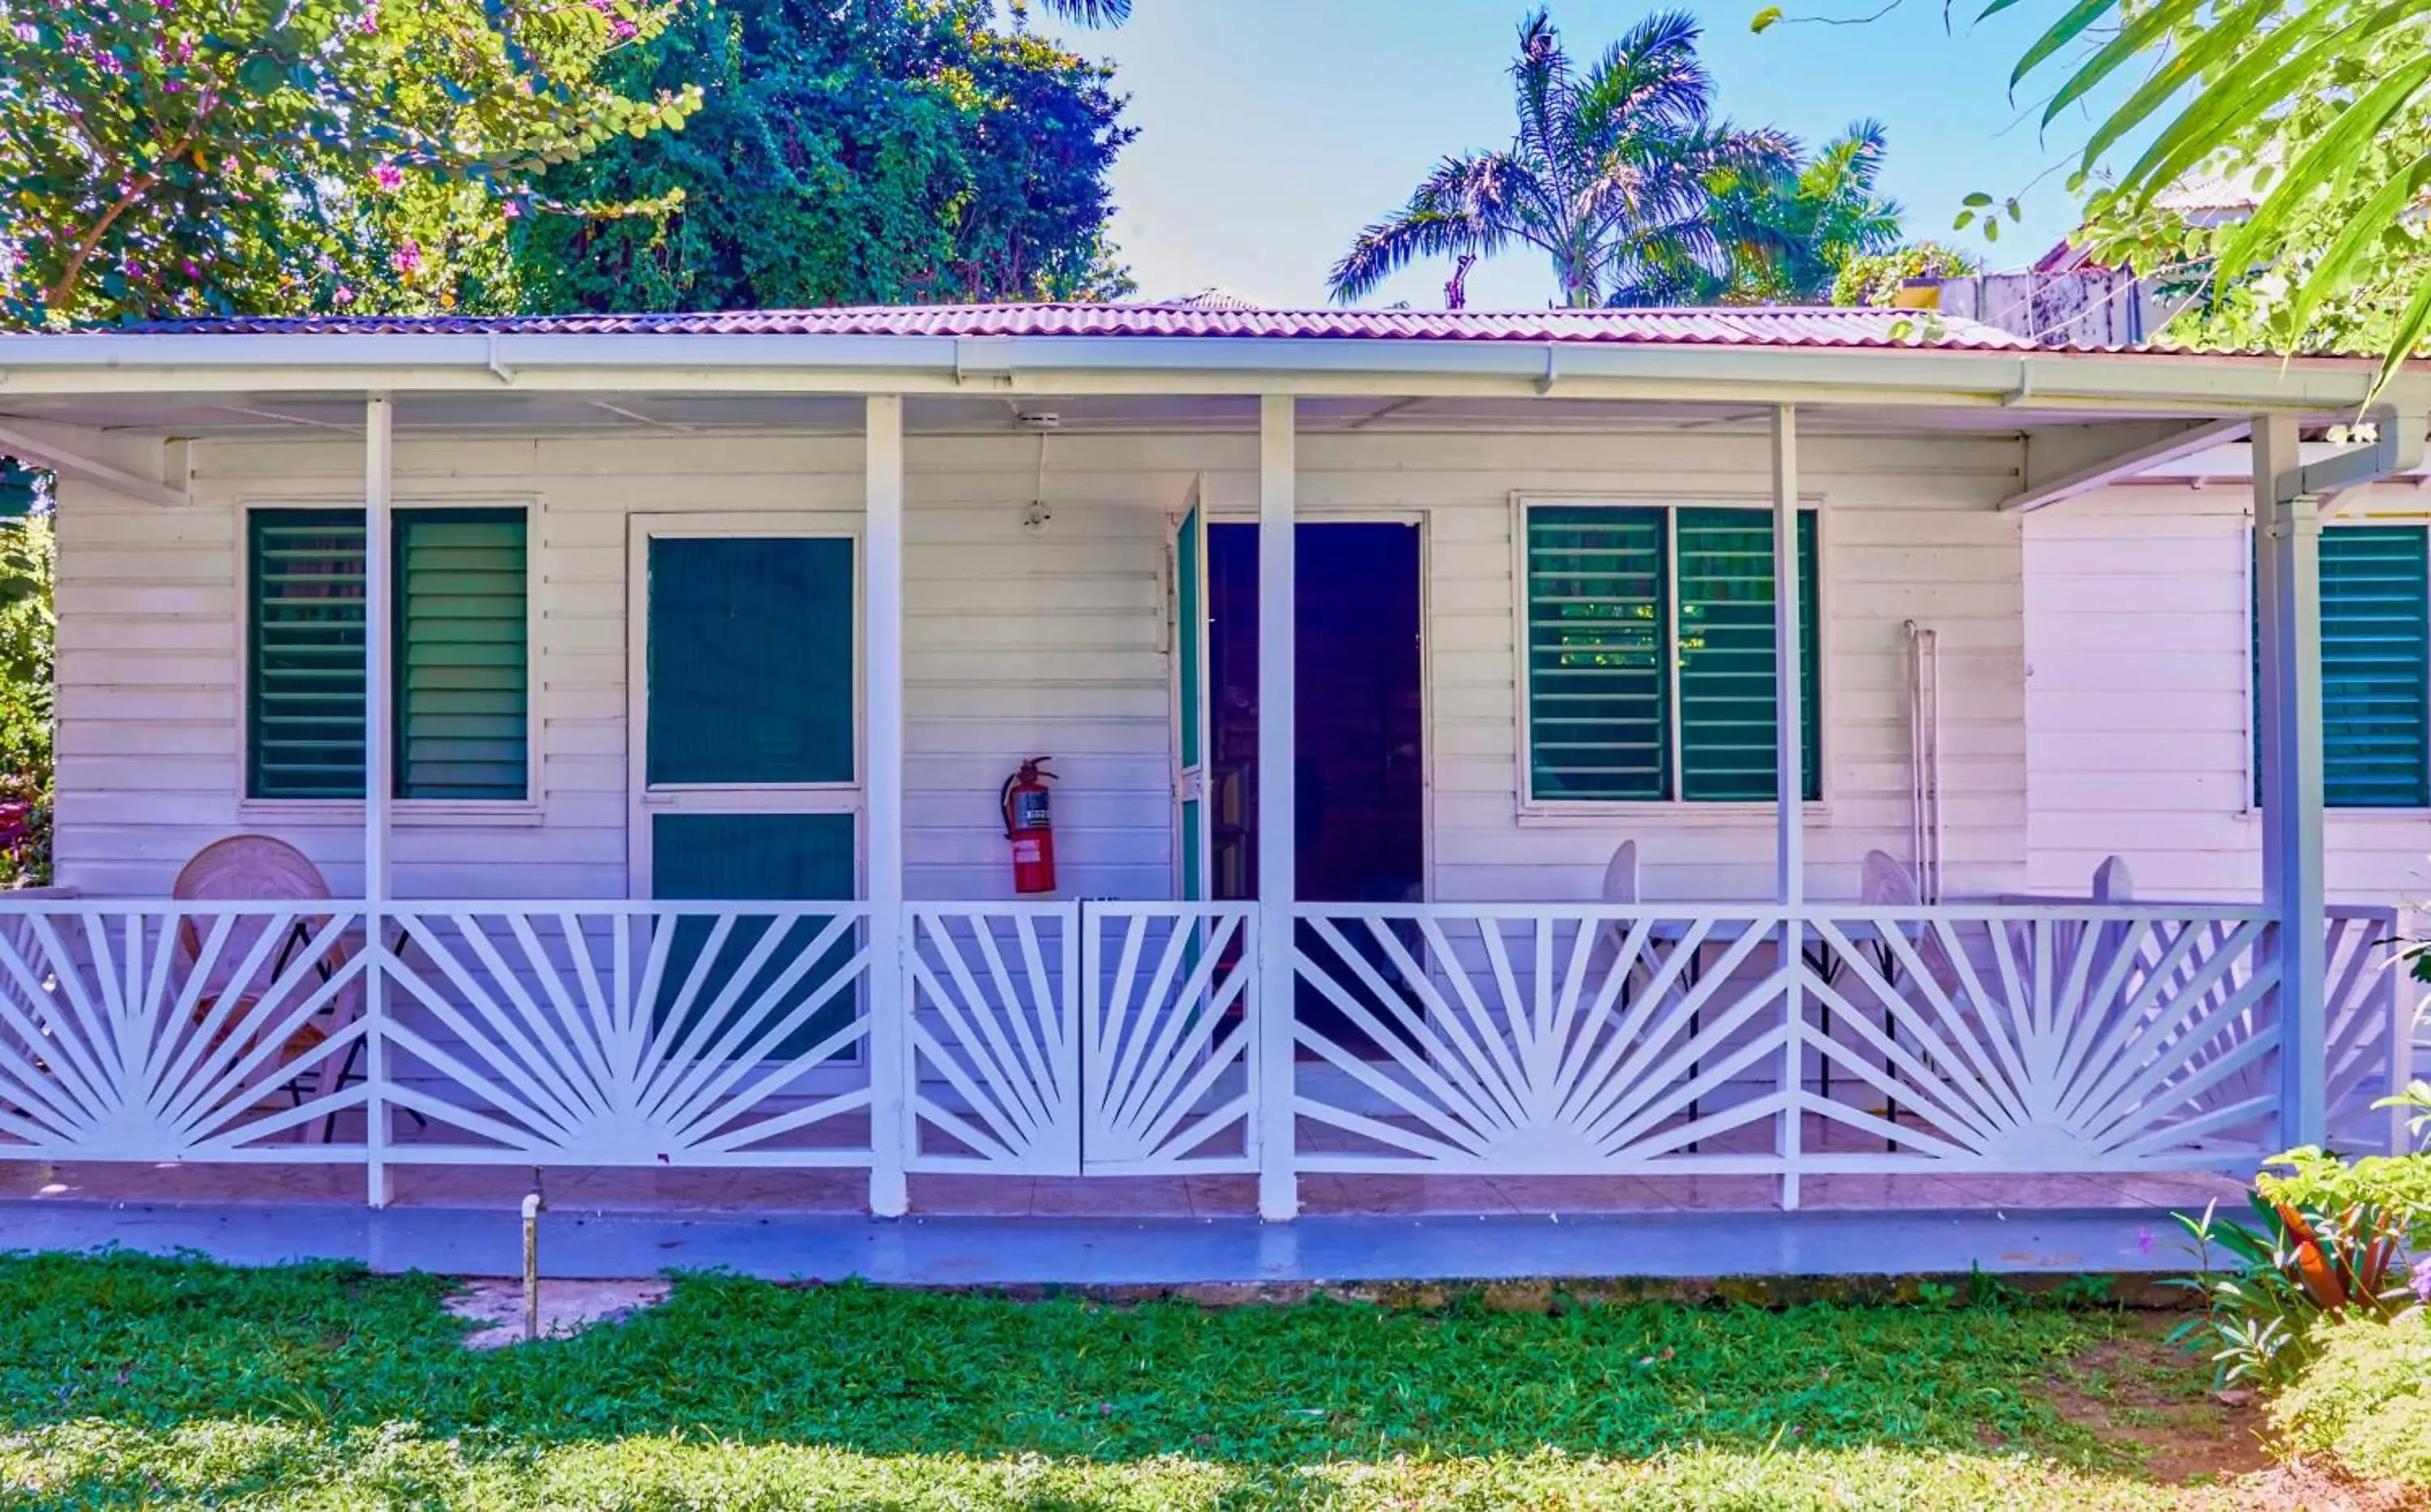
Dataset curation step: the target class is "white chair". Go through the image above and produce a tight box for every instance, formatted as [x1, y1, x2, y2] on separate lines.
[1601, 839, 1640, 907]
[171, 835, 363, 1140]
[1586, 839, 1642, 985]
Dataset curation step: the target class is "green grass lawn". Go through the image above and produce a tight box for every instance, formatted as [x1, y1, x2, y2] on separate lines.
[0, 1251, 2258, 1510]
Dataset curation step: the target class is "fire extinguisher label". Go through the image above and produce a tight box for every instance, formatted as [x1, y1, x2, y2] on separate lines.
[1013, 790, 1052, 830]
[1011, 838, 1043, 865]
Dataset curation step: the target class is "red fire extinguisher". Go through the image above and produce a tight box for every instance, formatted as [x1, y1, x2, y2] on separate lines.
[1001, 758, 1058, 895]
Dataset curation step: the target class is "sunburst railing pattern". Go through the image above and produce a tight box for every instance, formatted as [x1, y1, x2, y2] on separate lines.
[0, 905, 373, 1160]
[1292, 906, 1794, 1172]
[1080, 902, 1258, 1174]
[0, 895, 2408, 1199]
[380, 903, 873, 1166]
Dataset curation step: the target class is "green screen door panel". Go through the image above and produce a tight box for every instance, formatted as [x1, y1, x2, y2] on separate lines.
[647, 536, 855, 786]
[649, 812, 857, 1060]
[1171, 498, 1210, 901]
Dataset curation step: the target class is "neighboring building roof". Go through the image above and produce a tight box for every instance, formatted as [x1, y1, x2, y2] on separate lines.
[108, 302, 2040, 350]
[2153, 162, 2265, 224]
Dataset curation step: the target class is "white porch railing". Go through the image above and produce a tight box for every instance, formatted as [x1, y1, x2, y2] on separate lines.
[904, 900, 1258, 1176]
[0, 903, 374, 1162]
[379, 903, 874, 1168]
[0, 896, 2412, 1204]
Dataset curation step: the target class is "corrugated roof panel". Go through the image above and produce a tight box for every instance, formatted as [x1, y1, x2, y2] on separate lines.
[99, 303, 2044, 350]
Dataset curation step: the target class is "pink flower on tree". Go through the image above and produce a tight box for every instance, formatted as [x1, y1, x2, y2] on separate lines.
[374, 161, 404, 192]
[391, 241, 424, 277]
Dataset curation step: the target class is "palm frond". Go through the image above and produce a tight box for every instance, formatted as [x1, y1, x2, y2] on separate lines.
[1326, 153, 1534, 304]
[1019, 0, 1132, 28]
[1509, 9, 1574, 191]
[1571, 11, 1713, 156]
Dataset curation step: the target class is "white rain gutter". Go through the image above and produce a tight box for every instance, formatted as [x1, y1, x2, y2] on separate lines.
[0, 332, 2420, 417]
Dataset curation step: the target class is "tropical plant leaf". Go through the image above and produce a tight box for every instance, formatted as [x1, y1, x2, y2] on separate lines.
[2010, 0, 2122, 89]
[2212, 53, 2431, 284]
[2040, 0, 2204, 126]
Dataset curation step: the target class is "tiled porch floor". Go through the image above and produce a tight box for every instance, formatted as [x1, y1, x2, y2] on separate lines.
[0, 1160, 2246, 1217]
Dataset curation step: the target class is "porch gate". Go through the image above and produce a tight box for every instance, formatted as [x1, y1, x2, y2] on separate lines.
[904, 900, 1258, 1176]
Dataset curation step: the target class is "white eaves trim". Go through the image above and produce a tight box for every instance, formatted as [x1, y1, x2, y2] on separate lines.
[0, 331, 2423, 418]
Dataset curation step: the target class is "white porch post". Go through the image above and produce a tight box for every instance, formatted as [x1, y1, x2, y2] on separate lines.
[1772, 403, 1805, 1210]
[1256, 394, 1299, 1221]
[2254, 411, 2327, 1146]
[363, 393, 394, 1207]
[865, 395, 911, 1217]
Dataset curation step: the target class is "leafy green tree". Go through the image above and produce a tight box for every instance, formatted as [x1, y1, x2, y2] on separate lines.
[0, 505, 53, 886]
[1327, 9, 1794, 308]
[1756, 1, 2430, 383]
[2030, 6, 2431, 385]
[1831, 241, 1980, 307]
[507, 0, 1134, 310]
[0, 0, 703, 325]
[1634, 119, 1907, 304]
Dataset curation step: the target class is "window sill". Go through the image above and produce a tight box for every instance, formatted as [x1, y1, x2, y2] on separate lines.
[237, 799, 547, 829]
[2235, 805, 2431, 823]
[1518, 799, 1834, 828]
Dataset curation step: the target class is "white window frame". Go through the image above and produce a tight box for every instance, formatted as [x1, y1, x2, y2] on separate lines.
[1512, 491, 1832, 822]
[236, 494, 545, 826]
[624, 510, 867, 901]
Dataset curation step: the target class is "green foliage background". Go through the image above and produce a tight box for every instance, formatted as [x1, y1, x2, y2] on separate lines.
[511, 0, 1134, 310]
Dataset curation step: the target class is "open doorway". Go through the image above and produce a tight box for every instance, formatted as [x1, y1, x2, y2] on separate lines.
[1205, 522, 1424, 908]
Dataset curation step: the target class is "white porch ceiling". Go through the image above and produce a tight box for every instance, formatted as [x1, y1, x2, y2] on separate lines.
[0, 388, 2264, 442]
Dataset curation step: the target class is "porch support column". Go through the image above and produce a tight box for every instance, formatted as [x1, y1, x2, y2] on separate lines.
[1771, 403, 1805, 1210]
[1256, 395, 1299, 1222]
[2254, 411, 2327, 1147]
[865, 395, 911, 1217]
[363, 393, 394, 1207]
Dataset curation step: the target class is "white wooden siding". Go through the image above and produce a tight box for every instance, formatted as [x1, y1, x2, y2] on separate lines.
[2024, 481, 2431, 904]
[56, 425, 2028, 906]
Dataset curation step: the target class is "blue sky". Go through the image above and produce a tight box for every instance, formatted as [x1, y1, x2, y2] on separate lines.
[1035, 0, 2092, 310]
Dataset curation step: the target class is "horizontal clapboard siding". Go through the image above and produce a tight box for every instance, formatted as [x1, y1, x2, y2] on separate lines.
[2026, 485, 2431, 903]
[58, 423, 2027, 904]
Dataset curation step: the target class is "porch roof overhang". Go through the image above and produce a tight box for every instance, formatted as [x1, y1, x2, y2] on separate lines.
[0, 305, 2419, 422]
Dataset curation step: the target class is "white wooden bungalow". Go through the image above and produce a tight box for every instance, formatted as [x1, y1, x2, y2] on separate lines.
[0, 304, 2419, 1227]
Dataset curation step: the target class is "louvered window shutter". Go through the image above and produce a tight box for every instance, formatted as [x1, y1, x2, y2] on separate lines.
[248, 506, 528, 801]
[1676, 508, 1821, 802]
[395, 510, 529, 801]
[248, 510, 369, 799]
[2252, 525, 2430, 809]
[1525, 506, 1668, 800]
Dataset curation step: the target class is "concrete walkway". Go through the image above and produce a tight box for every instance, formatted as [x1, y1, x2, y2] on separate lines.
[0, 1199, 2182, 1282]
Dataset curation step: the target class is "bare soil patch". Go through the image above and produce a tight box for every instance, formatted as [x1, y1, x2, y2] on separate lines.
[2035, 1316, 2427, 1510]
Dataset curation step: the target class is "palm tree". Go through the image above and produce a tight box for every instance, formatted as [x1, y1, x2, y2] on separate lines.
[1621, 120, 1906, 306]
[1006, 0, 1132, 28]
[1327, 10, 1795, 309]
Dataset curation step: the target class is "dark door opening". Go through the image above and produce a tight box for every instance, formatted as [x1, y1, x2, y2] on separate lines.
[1207, 522, 1423, 906]
[1207, 523, 1423, 1048]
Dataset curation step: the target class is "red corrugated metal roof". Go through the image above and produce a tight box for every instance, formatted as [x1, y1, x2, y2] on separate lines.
[107, 302, 2043, 349]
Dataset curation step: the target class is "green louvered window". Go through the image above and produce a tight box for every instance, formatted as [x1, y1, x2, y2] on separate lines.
[1526, 503, 1821, 804]
[248, 510, 369, 799]
[395, 510, 529, 800]
[2254, 525, 2431, 809]
[247, 506, 530, 801]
